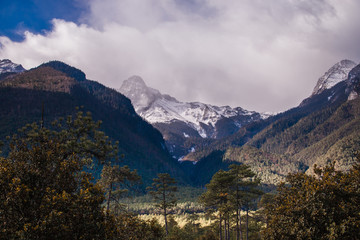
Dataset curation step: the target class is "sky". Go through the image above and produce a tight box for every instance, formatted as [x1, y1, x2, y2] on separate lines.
[0, 0, 359, 113]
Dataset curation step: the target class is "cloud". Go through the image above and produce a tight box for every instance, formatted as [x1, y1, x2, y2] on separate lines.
[1, 0, 359, 112]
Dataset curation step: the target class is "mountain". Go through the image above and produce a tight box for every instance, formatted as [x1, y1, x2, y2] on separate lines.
[184, 60, 360, 186]
[0, 59, 26, 74]
[119, 76, 265, 158]
[0, 61, 188, 186]
[0, 59, 26, 80]
[311, 59, 356, 96]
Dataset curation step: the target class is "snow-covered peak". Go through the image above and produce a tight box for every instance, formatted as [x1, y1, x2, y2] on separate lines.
[312, 59, 357, 96]
[0, 59, 26, 74]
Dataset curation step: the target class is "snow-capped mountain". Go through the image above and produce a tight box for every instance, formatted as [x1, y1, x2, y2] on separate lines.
[300, 60, 359, 109]
[119, 76, 263, 139]
[0, 59, 26, 74]
[312, 59, 356, 96]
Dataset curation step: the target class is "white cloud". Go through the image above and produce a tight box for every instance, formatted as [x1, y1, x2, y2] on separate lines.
[1, 0, 359, 112]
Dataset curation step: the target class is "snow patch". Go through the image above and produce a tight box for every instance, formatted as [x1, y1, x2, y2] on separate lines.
[328, 92, 335, 101]
[348, 91, 359, 101]
[260, 112, 275, 119]
[234, 121, 242, 128]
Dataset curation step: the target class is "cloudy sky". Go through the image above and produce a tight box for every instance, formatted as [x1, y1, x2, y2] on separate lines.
[1, 0, 359, 112]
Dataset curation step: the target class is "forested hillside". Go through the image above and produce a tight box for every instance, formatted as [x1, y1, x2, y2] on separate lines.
[0, 61, 188, 185]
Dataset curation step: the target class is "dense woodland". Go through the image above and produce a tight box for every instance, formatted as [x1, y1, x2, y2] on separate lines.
[0, 111, 359, 239]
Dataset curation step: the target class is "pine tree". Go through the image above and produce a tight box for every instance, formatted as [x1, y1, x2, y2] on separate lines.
[99, 164, 141, 217]
[229, 164, 263, 240]
[147, 173, 177, 235]
[200, 165, 262, 240]
[228, 164, 262, 240]
[200, 170, 234, 240]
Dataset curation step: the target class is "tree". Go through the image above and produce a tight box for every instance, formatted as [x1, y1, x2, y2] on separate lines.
[200, 170, 234, 240]
[99, 164, 141, 217]
[228, 164, 262, 240]
[262, 159, 360, 239]
[147, 173, 177, 235]
[0, 111, 117, 239]
[200, 165, 262, 240]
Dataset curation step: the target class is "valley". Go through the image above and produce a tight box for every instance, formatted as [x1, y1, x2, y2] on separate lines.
[0, 58, 359, 239]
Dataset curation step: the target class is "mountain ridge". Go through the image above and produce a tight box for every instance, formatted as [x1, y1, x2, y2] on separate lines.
[118, 75, 267, 159]
[119, 75, 265, 138]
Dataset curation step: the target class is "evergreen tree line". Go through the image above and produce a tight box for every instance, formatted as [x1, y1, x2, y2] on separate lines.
[0, 111, 359, 239]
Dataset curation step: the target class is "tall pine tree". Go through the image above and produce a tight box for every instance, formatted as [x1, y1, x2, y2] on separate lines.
[147, 173, 177, 235]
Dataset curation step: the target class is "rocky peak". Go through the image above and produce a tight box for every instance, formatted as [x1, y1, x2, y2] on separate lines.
[119, 76, 162, 111]
[312, 59, 357, 96]
[120, 75, 148, 93]
[0, 59, 26, 74]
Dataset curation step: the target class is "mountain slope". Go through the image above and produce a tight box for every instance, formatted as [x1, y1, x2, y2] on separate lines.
[0, 61, 188, 185]
[225, 97, 360, 184]
[185, 60, 360, 185]
[224, 61, 360, 184]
